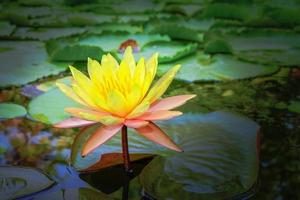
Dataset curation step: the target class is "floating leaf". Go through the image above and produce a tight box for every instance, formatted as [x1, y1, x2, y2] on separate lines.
[47, 33, 170, 61]
[117, 14, 150, 23]
[13, 27, 86, 41]
[125, 42, 198, 63]
[146, 20, 204, 42]
[86, 23, 143, 34]
[205, 30, 300, 53]
[78, 33, 170, 52]
[110, 0, 163, 13]
[204, 30, 300, 66]
[288, 101, 300, 114]
[0, 21, 15, 37]
[140, 112, 259, 199]
[158, 53, 278, 82]
[21, 77, 71, 98]
[0, 166, 55, 200]
[70, 124, 169, 171]
[0, 103, 27, 119]
[0, 41, 69, 88]
[164, 3, 203, 16]
[28, 88, 81, 124]
[236, 49, 300, 66]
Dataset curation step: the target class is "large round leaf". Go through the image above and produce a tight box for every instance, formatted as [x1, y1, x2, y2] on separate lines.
[70, 124, 173, 171]
[140, 112, 259, 199]
[146, 21, 204, 42]
[47, 33, 170, 61]
[0, 166, 55, 200]
[28, 88, 81, 124]
[236, 49, 300, 66]
[204, 30, 300, 66]
[0, 103, 27, 119]
[0, 41, 69, 88]
[158, 53, 278, 82]
[131, 42, 198, 63]
[205, 30, 300, 52]
[13, 27, 86, 41]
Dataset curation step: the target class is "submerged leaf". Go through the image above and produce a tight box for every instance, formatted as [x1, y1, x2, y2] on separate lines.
[140, 112, 259, 199]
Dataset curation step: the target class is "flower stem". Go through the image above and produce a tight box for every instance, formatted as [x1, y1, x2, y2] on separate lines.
[122, 126, 132, 172]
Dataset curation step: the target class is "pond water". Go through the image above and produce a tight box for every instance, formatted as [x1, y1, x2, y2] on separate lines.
[0, 0, 300, 200]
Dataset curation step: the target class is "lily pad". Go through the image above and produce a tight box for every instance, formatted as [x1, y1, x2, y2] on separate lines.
[288, 101, 300, 114]
[0, 103, 27, 119]
[204, 30, 300, 66]
[146, 20, 204, 42]
[78, 33, 170, 52]
[0, 21, 16, 37]
[158, 53, 278, 82]
[236, 49, 300, 66]
[123, 42, 198, 63]
[110, 0, 163, 14]
[47, 33, 170, 61]
[140, 112, 259, 199]
[28, 88, 81, 124]
[13, 27, 86, 41]
[205, 30, 300, 53]
[86, 23, 142, 34]
[0, 41, 69, 88]
[164, 3, 203, 16]
[0, 166, 55, 200]
[71, 124, 172, 171]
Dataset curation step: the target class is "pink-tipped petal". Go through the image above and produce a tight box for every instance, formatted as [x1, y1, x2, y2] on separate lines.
[124, 119, 149, 128]
[82, 124, 123, 156]
[135, 122, 182, 152]
[54, 118, 97, 128]
[138, 110, 182, 121]
[148, 94, 196, 112]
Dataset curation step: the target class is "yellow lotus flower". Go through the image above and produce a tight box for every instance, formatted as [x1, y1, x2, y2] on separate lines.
[55, 46, 195, 157]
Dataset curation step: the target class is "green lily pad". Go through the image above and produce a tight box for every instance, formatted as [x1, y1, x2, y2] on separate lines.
[47, 33, 170, 61]
[164, 3, 203, 16]
[205, 30, 300, 53]
[13, 27, 86, 41]
[117, 14, 150, 23]
[71, 123, 174, 171]
[146, 20, 204, 42]
[78, 33, 170, 52]
[158, 53, 278, 82]
[28, 88, 81, 124]
[0, 5, 67, 26]
[86, 23, 143, 34]
[18, 0, 63, 7]
[0, 166, 55, 200]
[288, 101, 300, 114]
[140, 112, 259, 199]
[123, 42, 198, 63]
[236, 49, 300, 66]
[0, 103, 27, 119]
[0, 21, 16, 37]
[110, 0, 163, 14]
[204, 30, 300, 66]
[0, 41, 69, 88]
